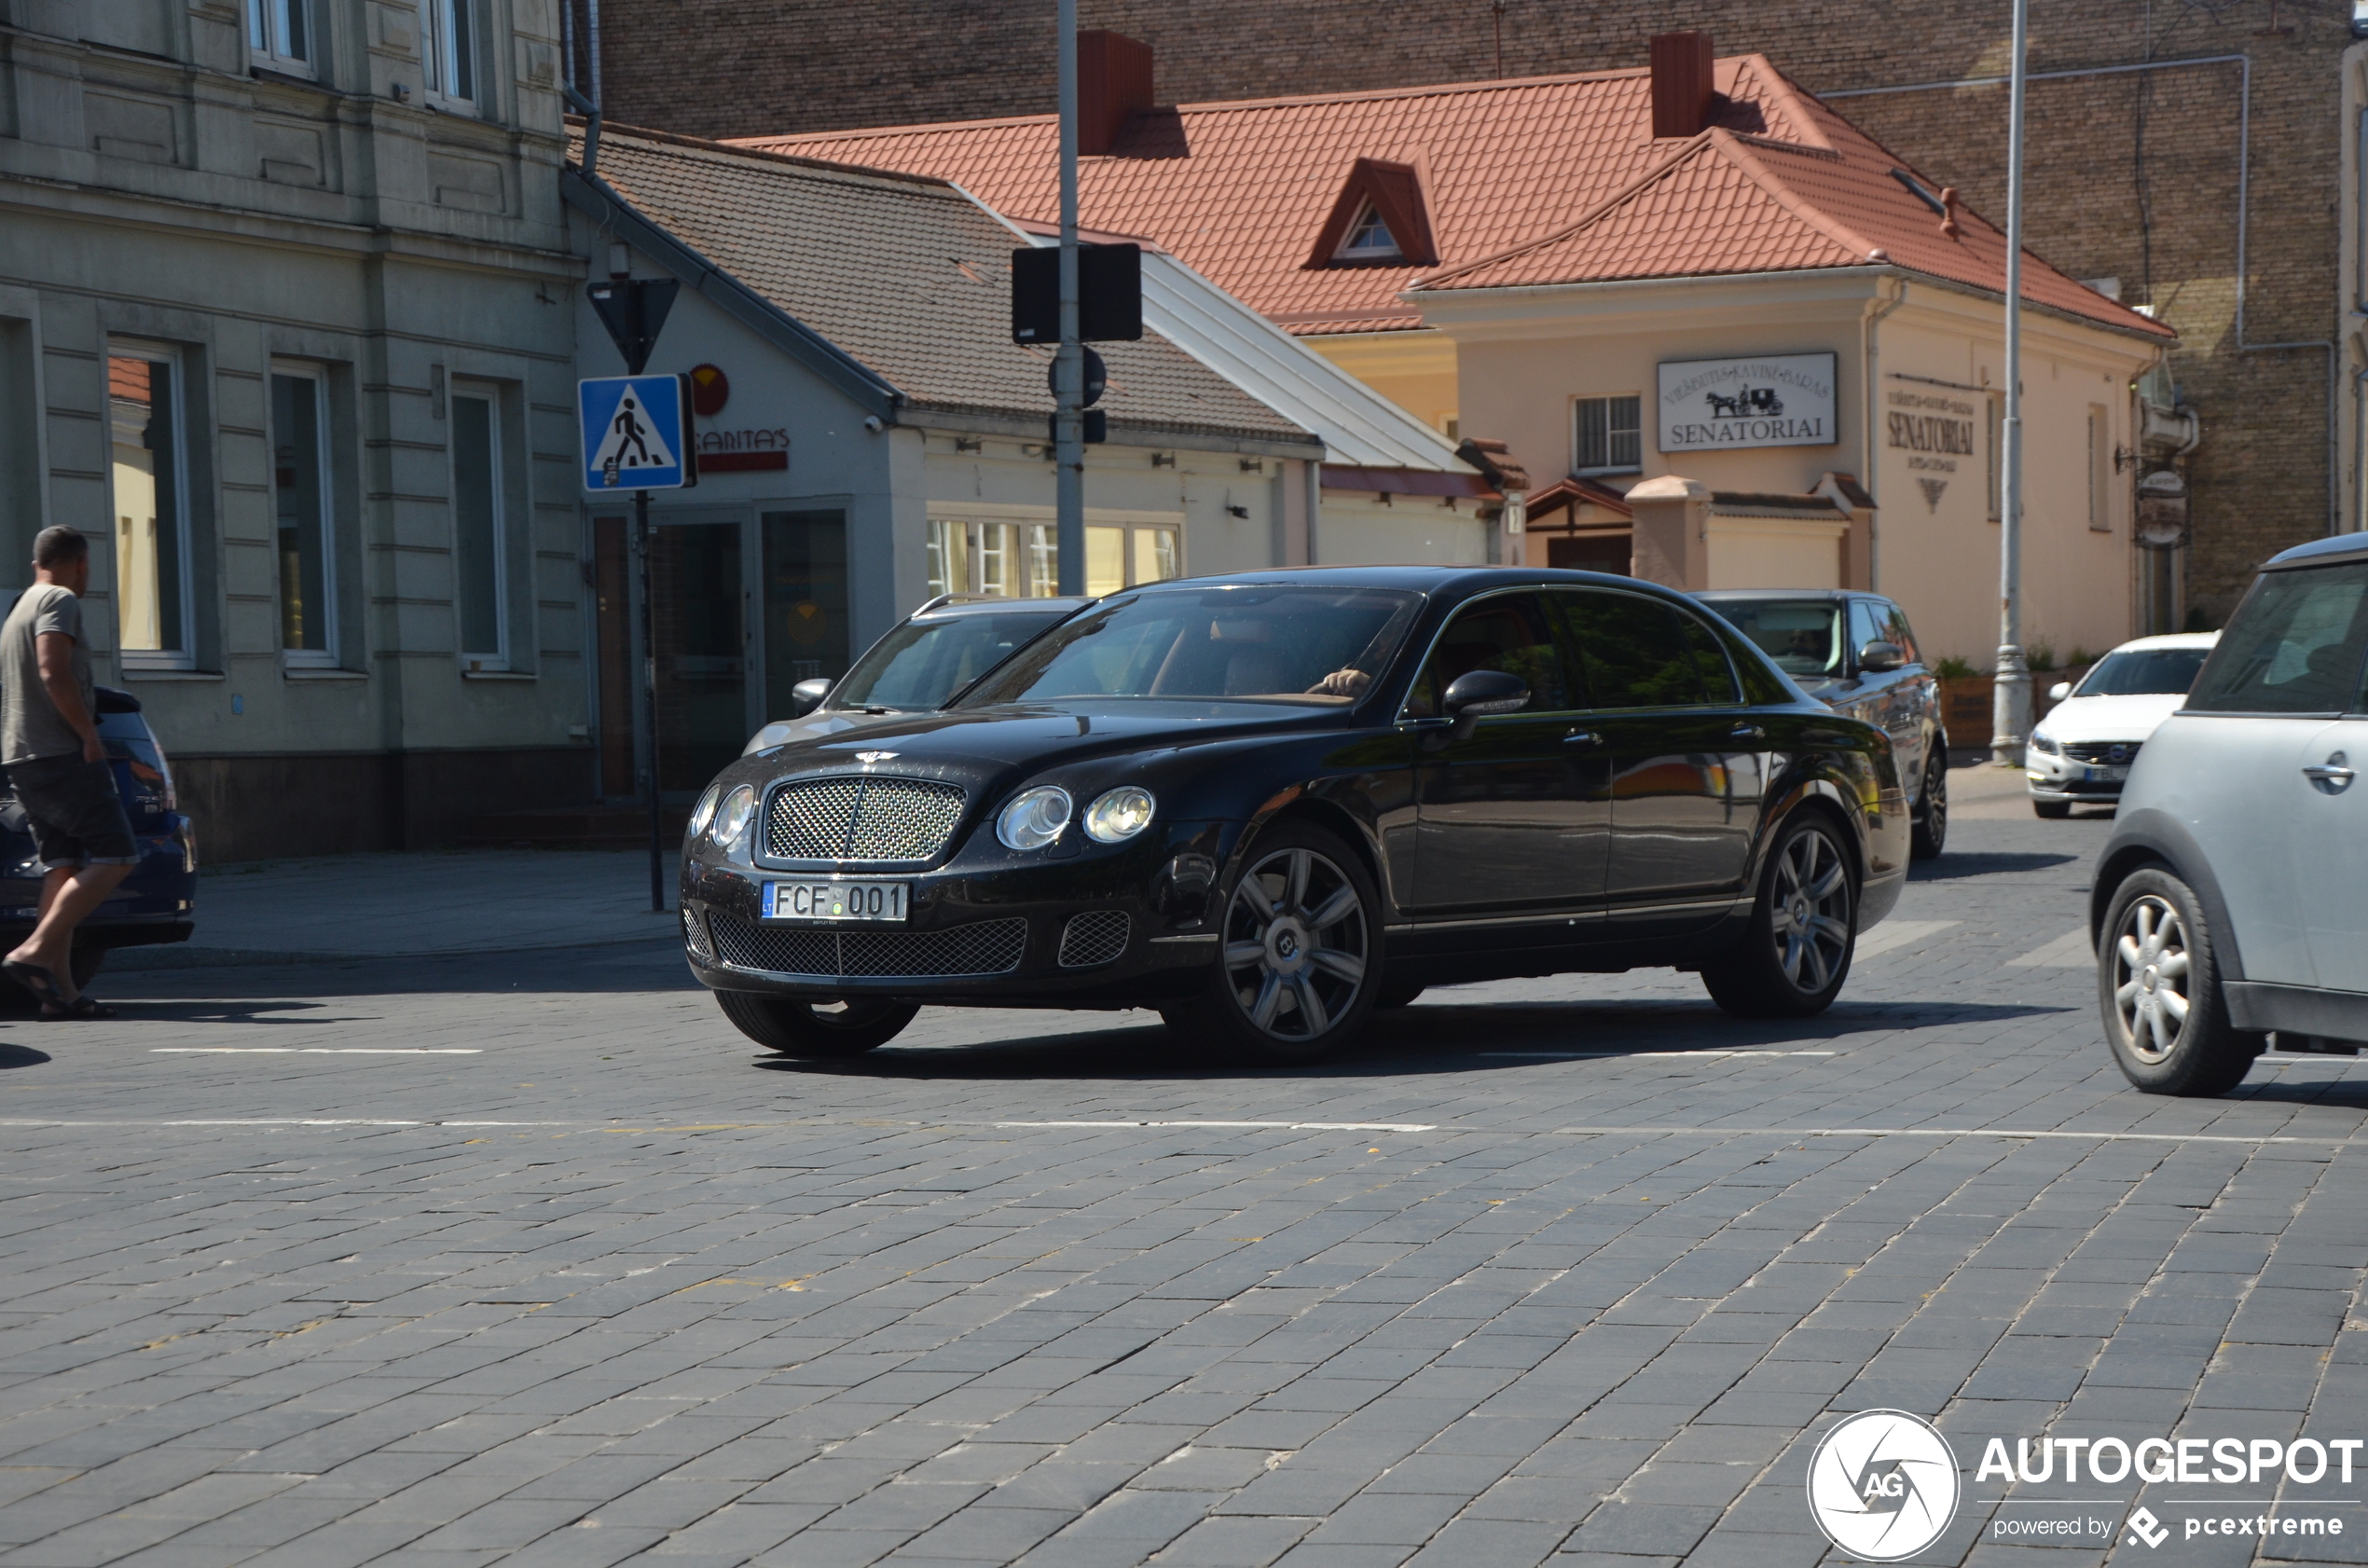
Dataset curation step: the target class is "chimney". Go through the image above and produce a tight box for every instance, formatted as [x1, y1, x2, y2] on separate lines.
[1077, 31, 1154, 156]
[1649, 31, 1714, 139]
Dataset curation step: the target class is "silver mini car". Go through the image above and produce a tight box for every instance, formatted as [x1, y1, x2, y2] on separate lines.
[2093, 531, 2368, 1093]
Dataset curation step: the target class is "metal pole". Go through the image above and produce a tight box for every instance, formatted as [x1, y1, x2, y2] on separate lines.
[1053, 0, 1085, 596]
[1990, 0, 2031, 766]
[636, 488, 664, 913]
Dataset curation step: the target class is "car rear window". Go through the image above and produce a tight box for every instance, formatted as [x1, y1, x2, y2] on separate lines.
[959, 585, 1424, 706]
[1706, 599, 1845, 679]
[2186, 560, 2368, 714]
[2073, 647, 2211, 697]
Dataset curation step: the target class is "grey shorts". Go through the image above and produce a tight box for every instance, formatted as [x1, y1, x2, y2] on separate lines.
[8, 754, 136, 869]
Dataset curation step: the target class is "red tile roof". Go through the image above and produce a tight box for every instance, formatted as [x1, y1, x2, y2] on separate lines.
[737, 56, 2168, 342]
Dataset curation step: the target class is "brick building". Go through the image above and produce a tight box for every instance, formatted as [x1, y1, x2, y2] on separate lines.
[585, 0, 2355, 628]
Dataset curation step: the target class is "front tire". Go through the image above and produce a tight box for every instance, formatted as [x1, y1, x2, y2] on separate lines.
[717, 992, 918, 1056]
[1167, 823, 1380, 1064]
[2099, 867, 2262, 1095]
[1910, 748, 1948, 860]
[1702, 812, 1856, 1019]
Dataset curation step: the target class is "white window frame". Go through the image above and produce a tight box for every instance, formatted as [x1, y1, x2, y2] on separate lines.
[449, 382, 509, 671]
[247, 0, 315, 76]
[268, 363, 338, 669]
[421, 0, 479, 112]
[927, 512, 1184, 600]
[1573, 393, 1643, 476]
[1335, 202, 1401, 262]
[107, 337, 197, 673]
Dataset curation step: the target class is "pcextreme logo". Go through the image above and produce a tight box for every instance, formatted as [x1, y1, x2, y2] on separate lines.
[1807, 1410, 1962, 1560]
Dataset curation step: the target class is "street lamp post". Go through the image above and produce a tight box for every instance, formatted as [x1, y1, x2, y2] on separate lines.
[1053, 0, 1085, 595]
[1991, 0, 2032, 765]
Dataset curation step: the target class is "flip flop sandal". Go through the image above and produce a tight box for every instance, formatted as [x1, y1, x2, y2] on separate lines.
[3, 960, 62, 1006]
[39, 996, 117, 1021]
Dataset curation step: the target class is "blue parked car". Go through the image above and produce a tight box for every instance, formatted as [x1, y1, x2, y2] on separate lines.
[0, 684, 195, 1007]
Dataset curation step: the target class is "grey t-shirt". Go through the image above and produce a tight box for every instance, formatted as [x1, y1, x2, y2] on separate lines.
[1, 585, 93, 765]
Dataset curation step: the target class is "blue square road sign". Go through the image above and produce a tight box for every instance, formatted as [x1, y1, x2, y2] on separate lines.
[579, 375, 695, 491]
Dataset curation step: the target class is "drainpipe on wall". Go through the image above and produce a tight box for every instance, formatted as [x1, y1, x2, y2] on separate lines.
[585, 0, 603, 113]
[1862, 273, 1907, 593]
[1305, 460, 1322, 564]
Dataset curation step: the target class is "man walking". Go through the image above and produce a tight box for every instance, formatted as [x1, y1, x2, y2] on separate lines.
[1, 527, 132, 1018]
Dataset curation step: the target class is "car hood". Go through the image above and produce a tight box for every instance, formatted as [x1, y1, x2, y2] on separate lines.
[2033, 693, 2188, 743]
[742, 708, 909, 755]
[735, 699, 1349, 787]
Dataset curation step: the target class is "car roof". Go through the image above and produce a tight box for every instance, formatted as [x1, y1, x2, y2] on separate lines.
[2098, 631, 2219, 653]
[1692, 588, 1872, 605]
[1131, 565, 1691, 599]
[2265, 530, 2368, 571]
[911, 596, 1095, 619]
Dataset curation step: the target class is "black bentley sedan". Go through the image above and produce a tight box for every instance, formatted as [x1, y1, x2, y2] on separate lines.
[680, 568, 1908, 1063]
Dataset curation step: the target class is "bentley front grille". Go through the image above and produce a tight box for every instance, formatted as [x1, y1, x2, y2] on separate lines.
[1057, 911, 1131, 969]
[764, 777, 969, 862]
[708, 912, 1027, 978]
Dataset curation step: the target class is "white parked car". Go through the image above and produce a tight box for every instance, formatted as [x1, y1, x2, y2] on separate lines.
[2026, 632, 2219, 818]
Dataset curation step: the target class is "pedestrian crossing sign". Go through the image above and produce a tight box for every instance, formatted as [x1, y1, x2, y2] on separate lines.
[578, 374, 695, 491]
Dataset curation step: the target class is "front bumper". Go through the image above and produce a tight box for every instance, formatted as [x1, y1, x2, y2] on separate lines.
[2025, 749, 2132, 800]
[681, 818, 1239, 1007]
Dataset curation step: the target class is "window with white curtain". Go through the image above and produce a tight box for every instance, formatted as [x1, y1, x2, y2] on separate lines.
[929, 519, 1182, 600]
[108, 340, 195, 670]
[422, 0, 478, 109]
[247, 0, 313, 74]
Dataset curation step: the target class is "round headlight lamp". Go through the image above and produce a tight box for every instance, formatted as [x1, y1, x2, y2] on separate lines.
[997, 785, 1072, 851]
[688, 783, 722, 837]
[1082, 786, 1156, 844]
[712, 784, 758, 848]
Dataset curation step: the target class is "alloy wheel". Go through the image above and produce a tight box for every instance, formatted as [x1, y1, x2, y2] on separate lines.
[1923, 756, 1948, 838]
[1220, 846, 1369, 1040]
[2113, 894, 2192, 1063]
[1769, 827, 1852, 993]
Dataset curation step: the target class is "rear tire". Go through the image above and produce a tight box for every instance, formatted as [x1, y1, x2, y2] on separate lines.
[1909, 750, 1948, 860]
[2033, 797, 2072, 819]
[2099, 867, 2262, 1096]
[717, 992, 917, 1056]
[1176, 822, 1381, 1065]
[1702, 812, 1856, 1020]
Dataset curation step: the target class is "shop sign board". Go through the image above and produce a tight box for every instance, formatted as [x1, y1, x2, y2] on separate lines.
[1658, 352, 1838, 453]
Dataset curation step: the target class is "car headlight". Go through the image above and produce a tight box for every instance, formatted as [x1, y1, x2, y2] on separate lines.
[688, 783, 722, 837]
[997, 785, 1072, 851]
[2028, 732, 2059, 756]
[712, 784, 757, 847]
[1082, 786, 1156, 844]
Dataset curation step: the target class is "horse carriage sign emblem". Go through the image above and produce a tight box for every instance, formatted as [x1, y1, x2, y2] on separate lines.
[1657, 352, 1838, 454]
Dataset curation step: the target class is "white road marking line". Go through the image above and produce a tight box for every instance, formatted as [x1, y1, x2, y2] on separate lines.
[2008, 927, 2094, 968]
[1852, 918, 1962, 959]
[1545, 1124, 2348, 1145]
[996, 1120, 1438, 1132]
[150, 1048, 482, 1055]
[1482, 1050, 1837, 1059]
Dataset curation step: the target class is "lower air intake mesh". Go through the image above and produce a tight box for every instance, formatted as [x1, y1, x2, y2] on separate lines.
[681, 907, 713, 962]
[708, 912, 1027, 978]
[1057, 910, 1131, 968]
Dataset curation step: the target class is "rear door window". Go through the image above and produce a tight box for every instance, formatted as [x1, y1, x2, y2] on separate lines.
[2187, 560, 2368, 714]
[1555, 590, 1711, 708]
[1848, 599, 1887, 667]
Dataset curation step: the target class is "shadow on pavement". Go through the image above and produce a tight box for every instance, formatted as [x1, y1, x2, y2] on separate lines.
[749, 996, 2077, 1080]
[0, 1042, 50, 1068]
[1909, 851, 2081, 882]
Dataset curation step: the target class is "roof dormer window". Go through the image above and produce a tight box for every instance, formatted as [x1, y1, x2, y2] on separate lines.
[1337, 204, 1402, 262]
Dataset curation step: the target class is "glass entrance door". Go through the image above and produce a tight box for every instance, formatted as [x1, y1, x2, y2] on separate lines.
[761, 510, 849, 719]
[649, 518, 748, 799]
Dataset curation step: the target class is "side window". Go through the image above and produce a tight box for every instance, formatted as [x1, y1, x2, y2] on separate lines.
[1677, 612, 1742, 704]
[1848, 599, 1886, 665]
[2188, 561, 2368, 715]
[1878, 600, 1921, 664]
[1556, 590, 1710, 709]
[1402, 593, 1572, 719]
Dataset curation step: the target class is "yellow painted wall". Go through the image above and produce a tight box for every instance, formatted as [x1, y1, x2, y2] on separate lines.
[1306, 329, 1463, 441]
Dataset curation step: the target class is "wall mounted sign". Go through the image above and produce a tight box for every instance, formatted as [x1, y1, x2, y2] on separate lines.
[1885, 386, 1976, 477]
[1657, 352, 1837, 453]
[695, 425, 789, 474]
[688, 363, 731, 418]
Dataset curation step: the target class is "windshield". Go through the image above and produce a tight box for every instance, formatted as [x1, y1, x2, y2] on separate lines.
[832, 608, 1074, 711]
[1707, 600, 1845, 679]
[958, 585, 1424, 707]
[2073, 647, 2211, 697]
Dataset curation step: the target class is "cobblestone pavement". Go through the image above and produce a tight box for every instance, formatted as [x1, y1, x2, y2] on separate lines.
[3, 779, 2365, 1567]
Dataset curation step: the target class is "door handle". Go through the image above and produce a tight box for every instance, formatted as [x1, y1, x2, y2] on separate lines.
[1729, 722, 1767, 742]
[2304, 751, 2356, 791]
[1563, 730, 1603, 749]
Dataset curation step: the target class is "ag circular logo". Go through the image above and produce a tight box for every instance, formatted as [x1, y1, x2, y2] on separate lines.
[1806, 1409, 1961, 1560]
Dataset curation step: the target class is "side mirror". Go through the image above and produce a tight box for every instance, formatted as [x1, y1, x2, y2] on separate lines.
[1857, 640, 1905, 674]
[2048, 681, 2072, 703]
[1441, 668, 1530, 735]
[785, 676, 833, 718]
